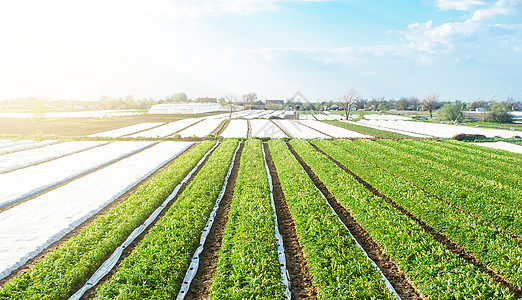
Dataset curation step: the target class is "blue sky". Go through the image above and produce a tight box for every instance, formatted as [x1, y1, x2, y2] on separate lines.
[0, 0, 521, 102]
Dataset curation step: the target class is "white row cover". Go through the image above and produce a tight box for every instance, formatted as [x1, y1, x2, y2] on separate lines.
[0, 140, 36, 150]
[220, 120, 248, 138]
[298, 114, 315, 120]
[357, 119, 520, 138]
[314, 113, 343, 120]
[0, 141, 193, 280]
[0, 110, 144, 119]
[89, 123, 164, 137]
[178, 119, 223, 137]
[0, 141, 154, 208]
[0, 140, 59, 156]
[298, 120, 372, 138]
[272, 120, 329, 139]
[0, 141, 108, 174]
[148, 103, 221, 114]
[353, 120, 430, 138]
[473, 141, 522, 154]
[250, 119, 287, 138]
[129, 119, 200, 138]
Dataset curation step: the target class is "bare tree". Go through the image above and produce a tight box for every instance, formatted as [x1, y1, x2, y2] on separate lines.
[422, 93, 439, 119]
[340, 88, 361, 120]
[241, 93, 258, 109]
[224, 93, 239, 119]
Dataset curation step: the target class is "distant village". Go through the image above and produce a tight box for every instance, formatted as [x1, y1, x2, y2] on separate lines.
[1, 92, 521, 114]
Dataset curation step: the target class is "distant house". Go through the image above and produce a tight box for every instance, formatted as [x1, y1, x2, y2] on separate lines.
[251, 100, 265, 110]
[266, 99, 284, 109]
[197, 97, 217, 103]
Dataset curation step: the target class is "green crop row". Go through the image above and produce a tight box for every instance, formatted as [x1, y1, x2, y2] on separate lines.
[342, 139, 522, 237]
[92, 139, 238, 299]
[383, 139, 522, 190]
[322, 120, 410, 138]
[397, 139, 522, 183]
[209, 139, 284, 299]
[268, 140, 394, 299]
[293, 139, 513, 299]
[311, 139, 522, 294]
[444, 139, 522, 166]
[0, 141, 216, 300]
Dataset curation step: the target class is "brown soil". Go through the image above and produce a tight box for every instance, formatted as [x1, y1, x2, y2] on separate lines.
[168, 119, 204, 137]
[263, 143, 318, 299]
[211, 119, 230, 137]
[0, 142, 156, 214]
[287, 142, 423, 300]
[247, 120, 252, 138]
[184, 142, 244, 300]
[297, 121, 334, 139]
[0, 143, 196, 287]
[366, 158, 522, 243]
[270, 120, 293, 138]
[80, 143, 217, 300]
[308, 142, 522, 299]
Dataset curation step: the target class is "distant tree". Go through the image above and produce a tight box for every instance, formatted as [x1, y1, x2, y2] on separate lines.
[31, 99, 45, 120]
[241, 93, 258, 108]
[340, 88, 361, 120]
[397, 98, 409, 110]
[409, 97, 421, 110]
[377, 103, 388, 111]
[482, 102, 513, 123]
[436, 104, 463, 121]
[366, 98, 379, 110]
[169, 93, 188, 102]
[223, 93, 239, 119]
[422, 93, 439, 119]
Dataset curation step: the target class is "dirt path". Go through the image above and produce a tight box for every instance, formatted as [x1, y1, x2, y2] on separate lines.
[287, 142, 423, 300]
[270, 119, 293, 138]
[247, 120, 252, 138]
[184, 143, 244, 299]
[211, 119, 230, 137]
[79, 143, 217, 299]
[263, 143, 318, 299]
[308, 142, 522, 298]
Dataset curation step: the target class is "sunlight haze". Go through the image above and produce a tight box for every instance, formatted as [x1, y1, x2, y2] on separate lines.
[0, 0, 521, 101]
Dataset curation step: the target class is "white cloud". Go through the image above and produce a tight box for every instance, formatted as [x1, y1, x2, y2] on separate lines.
[472, 0, 520, 21]
[403, 0, 521, 53]
[436, 0, 487, 11]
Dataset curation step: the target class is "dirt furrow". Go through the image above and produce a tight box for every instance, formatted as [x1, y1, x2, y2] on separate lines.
[0, 143, 196, 287]
[184, 142, 244, 300]
[211, 119, 230, 137]
[287, 142, 423, 300]
[247, 120, 252, 138]
[270, 119, 293, 138]
[263, 143, 318, 299]
[80, 143, 218, 299]
[308, 142, 522, 298]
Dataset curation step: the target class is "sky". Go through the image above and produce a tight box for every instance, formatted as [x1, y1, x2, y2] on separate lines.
[0, 0, 521, 102]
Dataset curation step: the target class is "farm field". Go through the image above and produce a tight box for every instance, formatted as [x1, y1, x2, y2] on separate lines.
[0, 135, 520, 299]
[353, 116, 520, 138]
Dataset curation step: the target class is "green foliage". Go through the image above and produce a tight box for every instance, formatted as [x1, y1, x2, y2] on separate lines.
[0, 141, 216, 300]
[436, 103, 463, 121]
[325, 139, 520, 295]
[94, 139, 238, 299]
[210, 139, 284, 299]
[305, 139, 514, 299]
[268, 140, 394, 299]
[323, 120, 410, 138]
[482, 108, 513, 123]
